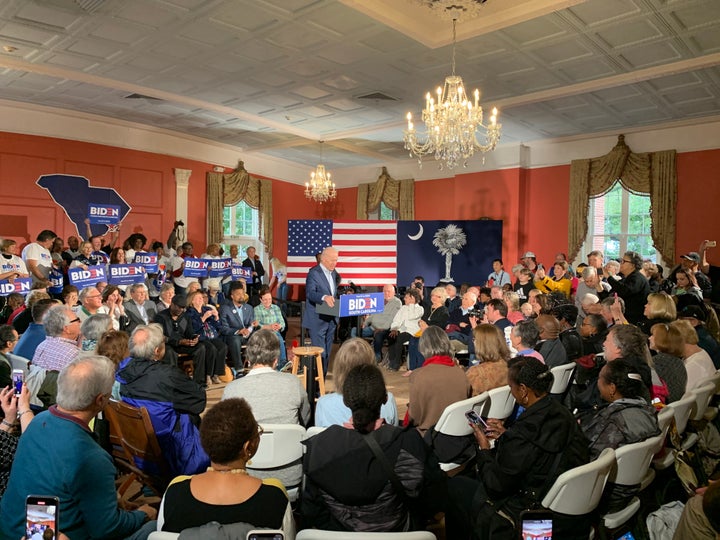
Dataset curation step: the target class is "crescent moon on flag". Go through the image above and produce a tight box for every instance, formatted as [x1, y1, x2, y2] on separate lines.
[407, 224, 424, 241]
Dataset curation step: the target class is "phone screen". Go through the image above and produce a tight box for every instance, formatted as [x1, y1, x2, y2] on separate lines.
[246, 532, 284, 540]
[465, 410, 488, 429]
[26, 496, 59, 540]
[521, 517, 552, 539]
[12, 370, 24, 396]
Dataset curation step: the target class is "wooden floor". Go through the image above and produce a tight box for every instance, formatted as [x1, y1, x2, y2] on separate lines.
[206, 316, 411, 420]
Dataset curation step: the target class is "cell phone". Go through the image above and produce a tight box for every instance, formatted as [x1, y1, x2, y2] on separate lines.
[615, 533, 636, 540]
[12, 369, 24, 396]
[465, 410, 488, 429]
[26, 495, 59, 540]
[519, 509, 553, 539]
[708, 241, 717, 248]
[247, 532, 284, 540]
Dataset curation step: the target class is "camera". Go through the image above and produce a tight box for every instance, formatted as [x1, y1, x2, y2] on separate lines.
[467, 308, 484, 319]
[412, 281, 423, 289]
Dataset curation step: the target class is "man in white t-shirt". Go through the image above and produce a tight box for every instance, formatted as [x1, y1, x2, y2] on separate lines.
[170, 242, 198, 295]
[21, 229, 57, 285]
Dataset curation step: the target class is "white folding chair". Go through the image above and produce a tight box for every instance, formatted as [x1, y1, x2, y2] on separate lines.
[296, 530, 436, 539]
[652, 392, 697, 470]
[602, 434, 664, 530]
[480, 385, 516, 421]
[542, 447, 615, 519]
[306, 425, 327, 438]
[148, 533, 179, 540]
[703, 372, 720, 421]
[689, 381, 716, 422]
[640, 406, 675, 490]
[433, 392, 489, 472]
[248, 424, 306, 501]
[549, 363, 576, 395]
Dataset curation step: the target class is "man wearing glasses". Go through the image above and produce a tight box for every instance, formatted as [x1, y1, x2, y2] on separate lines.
[75, 286, 104, 323]
[598, 251, 650, 325]
[31, 305, 81, 371]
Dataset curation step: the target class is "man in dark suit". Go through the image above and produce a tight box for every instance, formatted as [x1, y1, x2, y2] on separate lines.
[218, 281, 255, 373]
[302, 246, 340, 374]
[123, 283, 157, 334]
[242, 246, 265, 302]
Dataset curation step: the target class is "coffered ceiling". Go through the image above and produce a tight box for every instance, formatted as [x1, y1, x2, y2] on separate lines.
[0, 0, 719, 175]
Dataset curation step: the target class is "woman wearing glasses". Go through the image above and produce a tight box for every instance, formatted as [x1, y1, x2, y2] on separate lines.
[158, 398, 294, 536]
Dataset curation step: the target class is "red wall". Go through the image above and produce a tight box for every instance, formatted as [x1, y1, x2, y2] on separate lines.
[2, 131, 719, 280]
[0, 132, 210, 250]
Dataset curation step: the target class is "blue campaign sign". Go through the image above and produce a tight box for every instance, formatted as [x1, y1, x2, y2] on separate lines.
[68, 265, 107, 288]
[339, 293, 384, 317]
[48, 267, 64, 295]
[0, 278, 32, 296]
[182, 258, 209, 278]
[107, 264, 145, 286]
[88, 203, 122, 225]
[133, 252, 158, 273]
[207, 258, 232, 278]
[232, 265, 252, 281]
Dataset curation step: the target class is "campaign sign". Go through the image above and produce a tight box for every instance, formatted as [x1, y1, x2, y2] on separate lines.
[0, 278, 32, 296]
[108, 264, 145, 286]
[207, 258, 232, 278]
[68, 265, 106, 288]
[232, 265, 252, 281]
[48, 267, 64, 295]
[339, 293, 384, 317]
[134, 252, 158, 273]
[182, 258, 209, 278]
[88, 203, 121, 225]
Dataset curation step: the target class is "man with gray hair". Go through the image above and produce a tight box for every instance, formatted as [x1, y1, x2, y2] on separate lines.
[351, 284, 402, 361]
[123, 282, 157, 333]
[0, 355, 157, 538]
[222, 329, 310, 489]
[32, 304, 81, 371]
[117, 324, 209, 476]
[75, 285, 104, 323]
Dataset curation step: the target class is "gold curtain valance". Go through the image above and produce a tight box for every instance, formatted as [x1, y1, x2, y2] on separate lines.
[568, 134, 676, 263]
[207, 161, 273, 252]
[356, 167, 414, 220]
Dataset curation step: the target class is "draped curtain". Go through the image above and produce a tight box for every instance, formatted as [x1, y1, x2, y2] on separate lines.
[356, 166, 415, 220]
[568, 135, 677, 263]
[207, 161, 273, 251]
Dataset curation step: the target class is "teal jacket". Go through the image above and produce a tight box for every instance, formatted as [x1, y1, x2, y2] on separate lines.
[0, 406, 147, 539]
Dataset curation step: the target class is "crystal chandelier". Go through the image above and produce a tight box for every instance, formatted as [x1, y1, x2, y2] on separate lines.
[305, 141, 336, 203]
[403, 19, 501, 169]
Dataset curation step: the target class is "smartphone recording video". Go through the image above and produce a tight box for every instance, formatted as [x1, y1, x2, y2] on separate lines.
[26, 495, 59, 540]
[465, 410, 488, 430]
[519, 509, 553, 539]
[12, 369, 23, 396]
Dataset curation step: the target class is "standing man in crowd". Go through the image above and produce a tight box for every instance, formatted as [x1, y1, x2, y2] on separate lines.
[303, 247, 340, 374]
[22, 229, 57, 286]
[242, 246, 265, 302]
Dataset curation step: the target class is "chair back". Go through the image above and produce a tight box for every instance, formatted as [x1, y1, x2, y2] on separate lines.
[306, 425, 327, 438]
[8, 353, 29, 376]
[434, 393, 489, 437]
[667, 392, 697, 435]
[690, 382, 716, 421]
[651, 407, 674, 455]
[248, 423, 306, 470]
[707, 371, 720, 395]
[542, 447, 615, 516]
[481, 385, 516, 421]
[609, 435, 663, 486]
[549, 363, 576, 395]
[148, 533, 180, 540]
[104, 398, 170, 495]
[296, 530, 436, 539]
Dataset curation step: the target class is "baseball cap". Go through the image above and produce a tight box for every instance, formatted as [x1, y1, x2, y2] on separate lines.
[171, 295, 187, 308]
[681, 252, 700, 264]
[678, 305, 706, 322]
[521, 251, 536, 259]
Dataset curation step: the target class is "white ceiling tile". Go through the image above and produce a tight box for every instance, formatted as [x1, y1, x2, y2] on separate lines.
[594, 19, 664, 49]
[499, 16, 567, 46]
[116, 1, 181, 26]
[670, 0, 720, 31]
[179, 20, 240, 46]
[690, 28, 720, 54]
[568, 0, 643, 27]
[532, 39, 594, 65]
[0, 21, 59, 46]
[66, 38, 126, 59]
[89, 21, 151, 45]
[620, 41, 683, 69]
[558, 58, 619, 82]
[290, 85, 331, 100]
[210, 1, 279, 33]
[15, 2, 81, 29]
[45, 52, 98, 70]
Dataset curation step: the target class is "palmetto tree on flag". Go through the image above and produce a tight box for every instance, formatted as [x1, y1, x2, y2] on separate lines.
[433, 224, 467, 282]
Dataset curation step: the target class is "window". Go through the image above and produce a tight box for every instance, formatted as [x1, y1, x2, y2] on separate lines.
[222, 200, 263, 259]
[584, 181, 656, 262]
[368, 201, 397, 220]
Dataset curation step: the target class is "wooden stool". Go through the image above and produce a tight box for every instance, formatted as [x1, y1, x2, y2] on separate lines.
[291, 346, 326, 397]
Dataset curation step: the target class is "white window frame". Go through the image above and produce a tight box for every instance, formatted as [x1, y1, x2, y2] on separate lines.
[221, 201, 265, 262]
[367, 201, 398, 221]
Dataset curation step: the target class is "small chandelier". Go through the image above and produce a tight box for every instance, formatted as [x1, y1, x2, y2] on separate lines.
[403, 19, 501, 169]
[305, 141, 336, 203]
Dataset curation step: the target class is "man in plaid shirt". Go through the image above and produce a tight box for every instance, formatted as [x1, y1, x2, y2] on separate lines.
[253, 285, 287, 370]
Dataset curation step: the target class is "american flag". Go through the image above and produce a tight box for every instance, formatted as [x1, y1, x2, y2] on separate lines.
[287, 220, 397, 287]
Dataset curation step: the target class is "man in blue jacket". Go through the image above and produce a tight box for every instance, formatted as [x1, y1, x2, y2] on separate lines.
[0, 355, 156, 539]
[302, 247, 340, 374]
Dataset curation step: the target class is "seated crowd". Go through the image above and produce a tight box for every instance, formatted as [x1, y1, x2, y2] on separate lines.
[0, 229, 719, 539]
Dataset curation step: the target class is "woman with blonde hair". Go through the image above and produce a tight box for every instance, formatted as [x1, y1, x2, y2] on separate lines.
[315, 338, 398, 427]
[466, 324, 510, 396]
[671, 319, 715, 391]
[637, 291, 677, 335]
[649, 323, 687, 403]
[503, 290, 524, 324]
